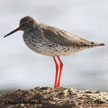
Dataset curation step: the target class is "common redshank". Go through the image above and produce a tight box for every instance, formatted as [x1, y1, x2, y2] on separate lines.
[4, 16, 105, 88]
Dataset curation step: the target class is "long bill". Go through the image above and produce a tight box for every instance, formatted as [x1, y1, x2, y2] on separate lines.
[4, 27, 21, 38]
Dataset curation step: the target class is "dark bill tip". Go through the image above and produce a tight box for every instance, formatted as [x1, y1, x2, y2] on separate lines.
[4, 27, 21, 38]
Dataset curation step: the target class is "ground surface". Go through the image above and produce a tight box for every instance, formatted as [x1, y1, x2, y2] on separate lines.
[0, 87, 108, 108]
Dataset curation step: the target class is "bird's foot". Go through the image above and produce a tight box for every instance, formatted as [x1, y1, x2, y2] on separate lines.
[57, 84, 60, 88]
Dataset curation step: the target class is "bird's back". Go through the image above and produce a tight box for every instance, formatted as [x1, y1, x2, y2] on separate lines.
[40, 23, 104, 47]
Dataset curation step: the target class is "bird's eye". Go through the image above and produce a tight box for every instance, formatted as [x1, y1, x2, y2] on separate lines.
[24, 22, 29, 25]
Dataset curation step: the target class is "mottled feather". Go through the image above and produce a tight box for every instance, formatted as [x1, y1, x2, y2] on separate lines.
[40, 23, 104, 47]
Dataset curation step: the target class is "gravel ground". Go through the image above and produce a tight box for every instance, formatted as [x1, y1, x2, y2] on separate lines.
[0, 87, 108, 108]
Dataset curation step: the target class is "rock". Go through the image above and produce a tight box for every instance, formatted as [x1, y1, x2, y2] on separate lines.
[0, 87, 108, 108]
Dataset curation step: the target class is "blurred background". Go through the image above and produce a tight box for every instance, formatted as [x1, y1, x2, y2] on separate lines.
[0, 0, 108, 91]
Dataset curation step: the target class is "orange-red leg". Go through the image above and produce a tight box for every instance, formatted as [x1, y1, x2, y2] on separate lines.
[53, 56, 59, 88]
[57, 56, 63, 88]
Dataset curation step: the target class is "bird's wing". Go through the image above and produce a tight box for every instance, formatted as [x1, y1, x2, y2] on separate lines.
[40, 23, 92, 47]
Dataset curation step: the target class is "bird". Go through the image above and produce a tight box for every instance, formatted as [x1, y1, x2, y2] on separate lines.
[4, 16, 105, 88]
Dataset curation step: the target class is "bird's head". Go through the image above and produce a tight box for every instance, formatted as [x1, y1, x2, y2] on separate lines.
[4, 16, 39, 38]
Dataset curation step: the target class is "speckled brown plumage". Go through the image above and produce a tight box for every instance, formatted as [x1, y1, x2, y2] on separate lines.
[4, 16, 104, 56]
[4, 16, 105, 88]
[18, 16, 104, 56]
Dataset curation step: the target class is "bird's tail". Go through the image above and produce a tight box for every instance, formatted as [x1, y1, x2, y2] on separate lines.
[90, 42, 105, 47]
[82, 41, 105, 48]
